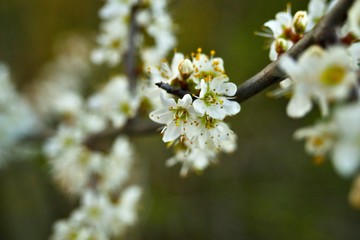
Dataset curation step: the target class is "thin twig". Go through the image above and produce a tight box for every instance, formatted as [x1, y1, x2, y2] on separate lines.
[155, 82, 190, 98]
[125, 1, 141, 92]
[84, 118, 161, 152]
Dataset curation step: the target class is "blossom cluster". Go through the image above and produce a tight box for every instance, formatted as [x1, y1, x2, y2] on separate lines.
[32, 31, 143, 240]
[52, 186, 141, 240]
[259, 0, 335, 61]
[30, 36, 92, 118]
[91, 0, 175, 68]
[149, 49, 240, 176]
[268, 1, 360, 186]
[43, 62, 142, 239]
[43, 0, 177, 237]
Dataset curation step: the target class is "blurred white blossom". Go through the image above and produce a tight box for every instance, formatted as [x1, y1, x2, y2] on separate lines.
[0, 63, 40, 162]
[88, 75, 138, 128]
[279, 45, 357, 118]
[92, 0, 175, 67]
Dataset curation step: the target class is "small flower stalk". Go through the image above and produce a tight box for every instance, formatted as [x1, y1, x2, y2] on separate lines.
[149, 49, 240, 176]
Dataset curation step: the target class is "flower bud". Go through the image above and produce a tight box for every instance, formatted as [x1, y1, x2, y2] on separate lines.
[275, 38, 292, 56]
[178, 59, 194, 80]
[293, 11, 308, 34]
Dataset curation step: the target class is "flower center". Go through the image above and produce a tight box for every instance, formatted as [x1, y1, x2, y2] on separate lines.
[320, 65, 346, 86]
[110, 39, 121, 49]
[310, 136, 325, 148]
[119, 102, 131, 115]
[194, 71, 216, 82]
[201, 115, 218, 129]
[204, 92, 217, 104]
[171, 107, 188, 126]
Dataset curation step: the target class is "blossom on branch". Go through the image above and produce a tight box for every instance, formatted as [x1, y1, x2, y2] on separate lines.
[149, 49, 240, 175]
[92, 0, 175, 67]
[193, 76, 240, 120]
[88, 75, 138, 128]
[258, 0, 334, 61]
[279, 45, 357, 118]
[149, 93, 198, 142]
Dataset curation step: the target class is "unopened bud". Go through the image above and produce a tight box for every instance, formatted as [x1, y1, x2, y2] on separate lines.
[275, 38, 292, 56]
[293, 11, 308, 34]
[178, 59, 194, 80]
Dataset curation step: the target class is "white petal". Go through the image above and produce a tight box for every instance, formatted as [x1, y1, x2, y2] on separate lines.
[171, 53, 185, 73]
[287, 88, 312, 118]
[222, 100, 241, 116]
[193, 153, 210, 170]
[216, 82, 237, 96]
[184, 121, 199, 139]
[110, 113, 126, 128]
[162, 122, 181, 142]
[178, 94, 192, 108]
[279, 55, 301, 81]
[160, 93, 176, 108]
[210, 76, 228, 89]
[193, 99, 206, 116]
[269, 42, 278, 61]
[149, 109, 173, 124]
[308, 0, 326, 18]
[207, 105, 226, 120]
[333, 142, 360, 177]
[198, 80, 208, 98]
[276, 12, 292, 27]
[264, 20, 282, 37]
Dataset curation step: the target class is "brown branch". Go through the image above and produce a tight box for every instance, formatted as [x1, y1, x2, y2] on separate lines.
[125, 1, 142, 92]
[155, 82, 190, 98]
[84, 118, 161, 152]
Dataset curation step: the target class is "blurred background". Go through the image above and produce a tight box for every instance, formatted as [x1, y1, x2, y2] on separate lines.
[1, 0, 360, 239]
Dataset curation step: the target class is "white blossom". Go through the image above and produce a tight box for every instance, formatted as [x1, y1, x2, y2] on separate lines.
[279, 45, 357, 118]
[93, 0, 175, 67]
[30, 36, 91, 117]
[149, 93, 198, 142]
[88, 75, 138, 128]
[294, 122, 336, 163]
[259, 0, 334, 61]
[190, 49, 225, 87]
[0, 63, 40, 162]
[193, 76, 240, 120]
[112, 185, 142, 228]
[166, 146, 218, 177]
